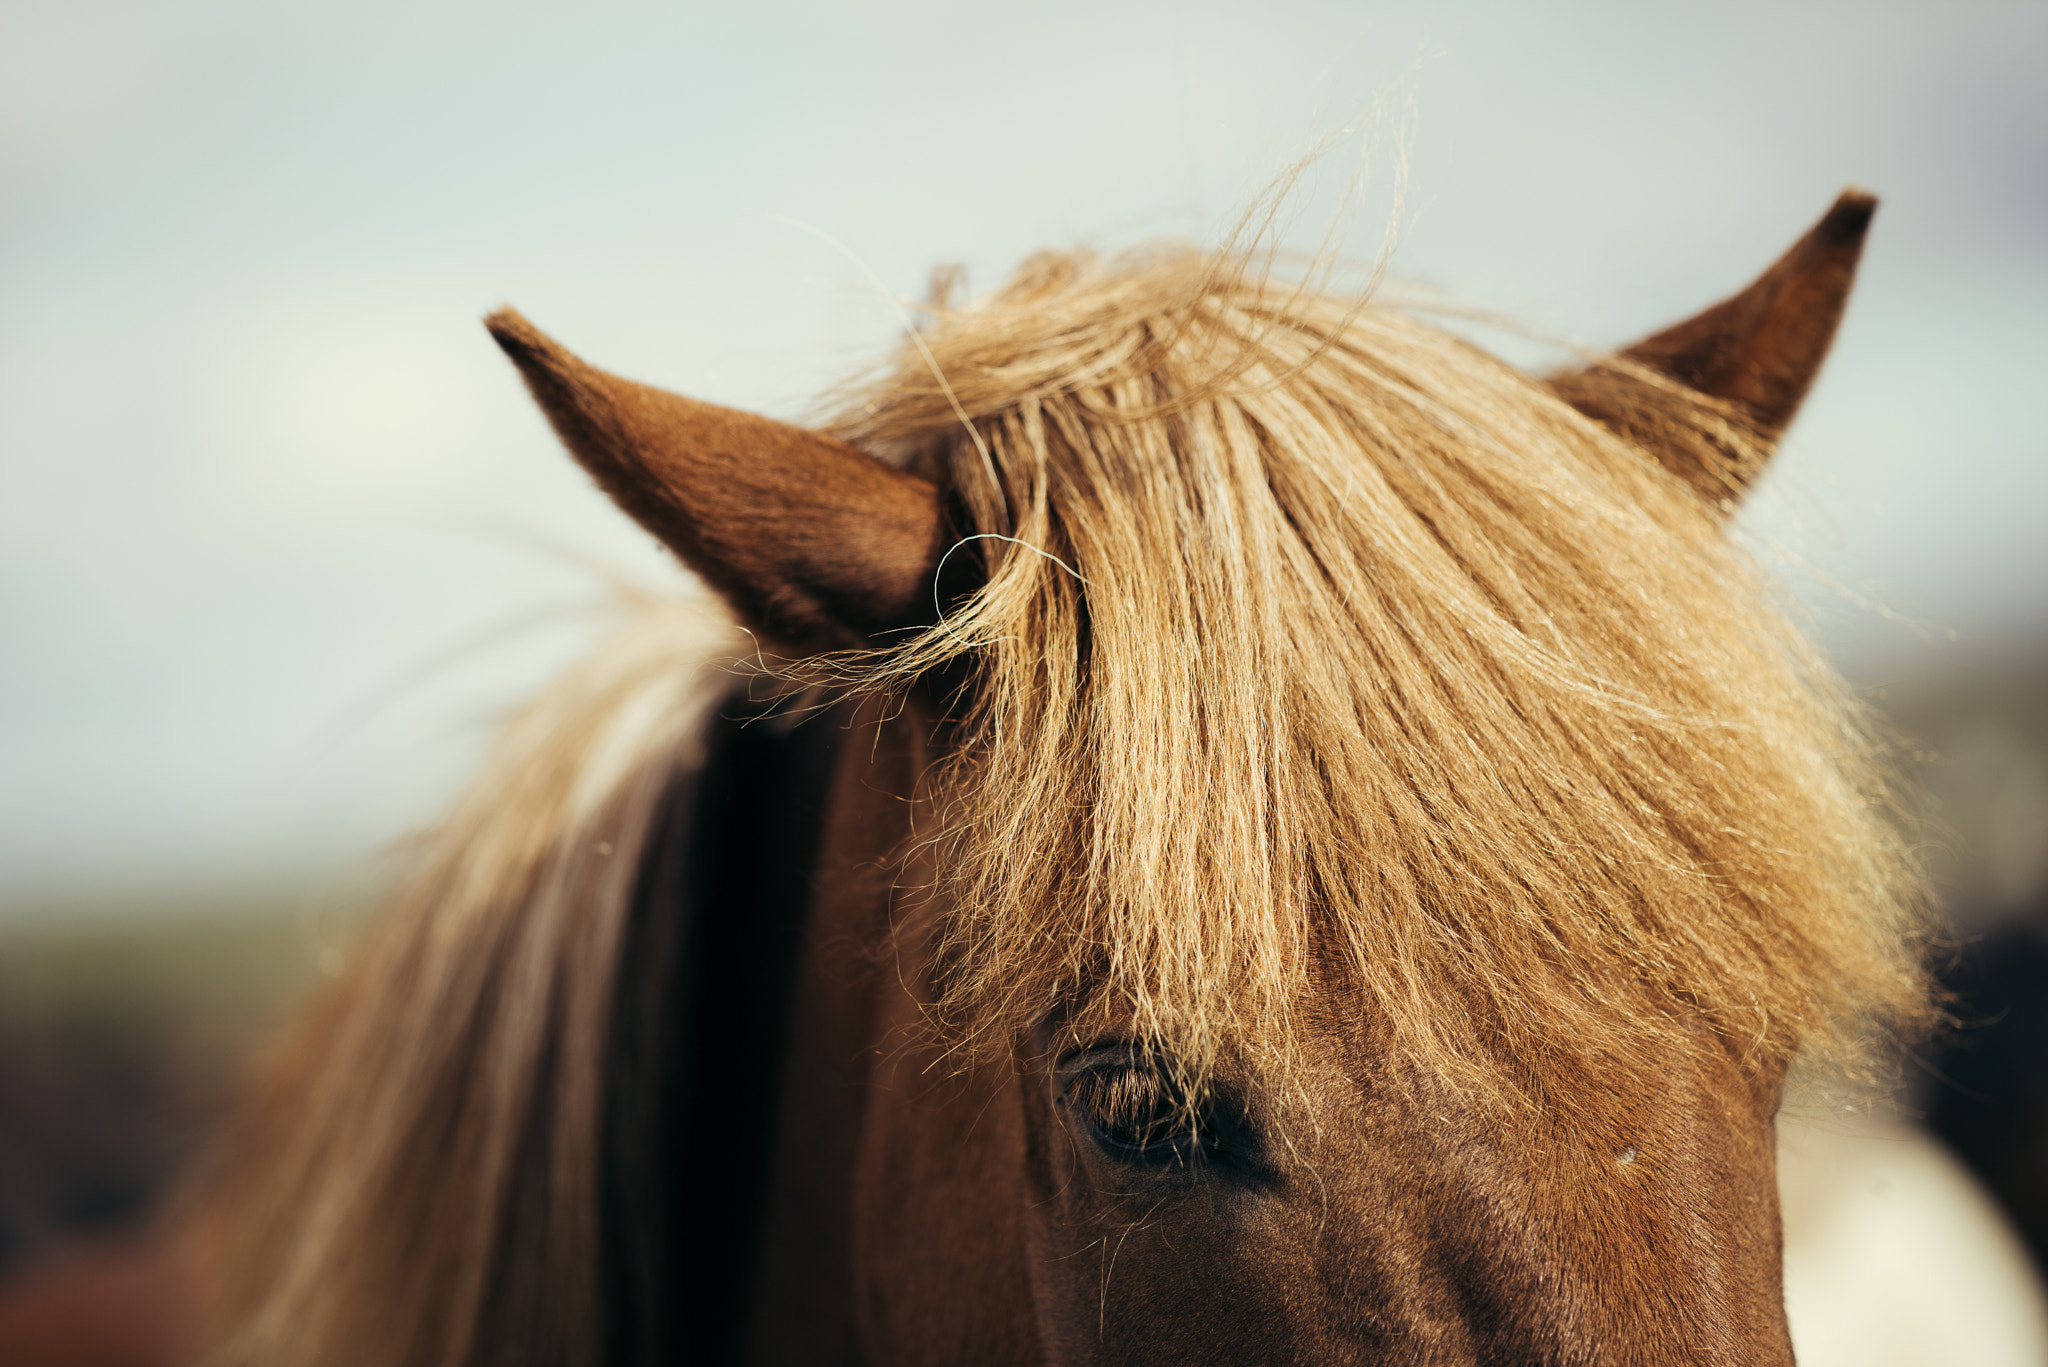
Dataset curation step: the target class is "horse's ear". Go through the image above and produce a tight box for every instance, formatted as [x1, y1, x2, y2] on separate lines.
[1549, 189, 1876, 507]
[485, 309, 949, 649]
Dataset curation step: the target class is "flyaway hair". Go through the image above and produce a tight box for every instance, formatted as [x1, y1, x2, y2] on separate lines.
[199, 597, 743, 1367]
[838, 241, 1932, 1104]
[195, 209, 1932, 1367]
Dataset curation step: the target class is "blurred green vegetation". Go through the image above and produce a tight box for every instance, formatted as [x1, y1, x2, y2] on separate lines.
[0, 893, 371, 1270]
[0, 895, 356, 1058]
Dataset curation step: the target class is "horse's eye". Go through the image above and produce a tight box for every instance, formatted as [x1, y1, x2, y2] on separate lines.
[1060, 1053, 1213, 1164]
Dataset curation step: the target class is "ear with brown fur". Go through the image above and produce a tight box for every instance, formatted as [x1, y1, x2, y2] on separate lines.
[486, 309, 949, 649]
[1549, 189, 1876, 507]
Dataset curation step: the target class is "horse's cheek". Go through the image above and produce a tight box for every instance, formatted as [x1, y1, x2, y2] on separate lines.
[850, 977, 1042, 1363]
[1009, 1092, 1321, 1367]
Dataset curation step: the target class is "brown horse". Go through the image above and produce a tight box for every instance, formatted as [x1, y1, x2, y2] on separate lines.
[182, 189, 1930, 1366]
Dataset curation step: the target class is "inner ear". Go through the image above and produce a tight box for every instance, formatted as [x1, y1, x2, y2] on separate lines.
[1549, 189, 1876, 508]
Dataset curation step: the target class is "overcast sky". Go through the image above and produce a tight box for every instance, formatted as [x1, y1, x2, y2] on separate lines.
[3, 0, 2044, 915]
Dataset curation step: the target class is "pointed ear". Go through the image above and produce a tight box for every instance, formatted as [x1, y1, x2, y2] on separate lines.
[1549, 189, 1876, 506]
[485, 309, 950, 648]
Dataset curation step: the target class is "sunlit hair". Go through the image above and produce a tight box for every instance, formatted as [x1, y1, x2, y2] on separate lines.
[199, 234, 1934, 1367]
[836, 242, 1932, 1103]
[200, 596, 742, 1367]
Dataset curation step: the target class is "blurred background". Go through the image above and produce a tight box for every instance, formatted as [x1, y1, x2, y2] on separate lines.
[1, 0, 2044, 1336]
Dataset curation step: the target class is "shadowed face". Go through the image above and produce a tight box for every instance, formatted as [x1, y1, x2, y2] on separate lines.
[1014, 1006, 1794, 1365]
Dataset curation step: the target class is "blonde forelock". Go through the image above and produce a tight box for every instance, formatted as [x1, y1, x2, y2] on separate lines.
[834, 243, 1931, 1107]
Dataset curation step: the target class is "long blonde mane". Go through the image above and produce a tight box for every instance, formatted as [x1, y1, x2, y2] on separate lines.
[204, 595, 742, 1366]
[840, 242, 1931, 1101]
[203, 236, 1933, 1367]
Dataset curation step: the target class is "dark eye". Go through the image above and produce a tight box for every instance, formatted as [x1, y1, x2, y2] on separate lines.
[1059, 1050, 1216, 1165]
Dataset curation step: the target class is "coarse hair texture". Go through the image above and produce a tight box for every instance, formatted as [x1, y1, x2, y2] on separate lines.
[194, 225, 1937, 1367]
[197, 594, 743, 1367]
[832, 240, 1934, 1106]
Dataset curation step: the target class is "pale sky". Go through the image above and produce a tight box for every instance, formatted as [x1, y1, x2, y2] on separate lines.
[3, 0, 2044, 913]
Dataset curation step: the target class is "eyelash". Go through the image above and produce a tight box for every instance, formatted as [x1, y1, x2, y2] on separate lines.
[1060, 1055, 1217, 1164]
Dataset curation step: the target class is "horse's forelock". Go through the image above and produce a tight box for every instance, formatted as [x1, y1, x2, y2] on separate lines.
[838, 245, 1933, 1111]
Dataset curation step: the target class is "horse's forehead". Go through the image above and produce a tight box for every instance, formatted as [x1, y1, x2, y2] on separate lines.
[1232, 990, 1778, 1123]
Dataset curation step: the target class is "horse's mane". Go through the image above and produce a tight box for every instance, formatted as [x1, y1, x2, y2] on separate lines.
[201, 594, 743, 1367]
[199, 240, 1934, 1367]
[835, 242, 1932, 1103]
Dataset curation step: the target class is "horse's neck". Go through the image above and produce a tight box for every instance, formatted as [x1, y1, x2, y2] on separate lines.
[735, 697, 912, 1363]
[727, 699, 1043, 1366]
[608, 692, 862, 1363]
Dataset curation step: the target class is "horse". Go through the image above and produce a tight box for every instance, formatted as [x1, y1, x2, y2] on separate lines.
[185, 188, 1934, 1366]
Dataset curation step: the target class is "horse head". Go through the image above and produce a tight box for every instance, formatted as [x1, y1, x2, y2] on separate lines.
[201, 191, 1924, 1367]
[465, 189, 1927, 1366]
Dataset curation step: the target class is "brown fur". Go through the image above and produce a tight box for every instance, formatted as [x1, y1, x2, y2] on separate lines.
[487, 310, 949, 648]
[1548, 188, 1877, 504]
[196, 192, 1930, 1365]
